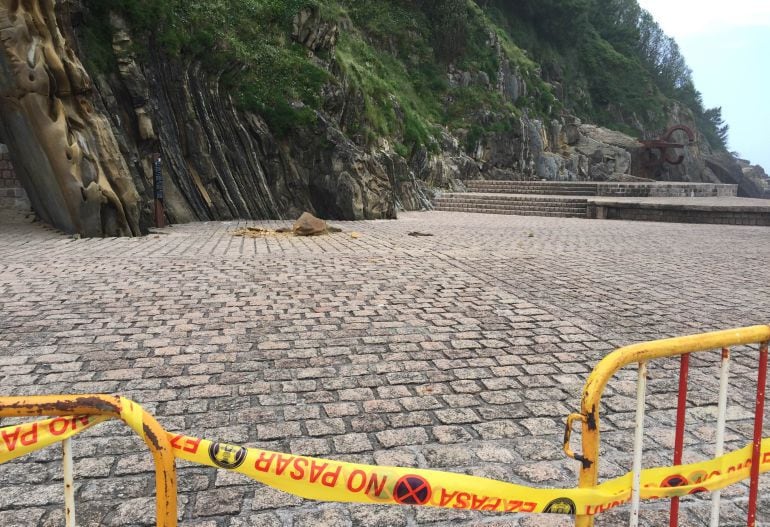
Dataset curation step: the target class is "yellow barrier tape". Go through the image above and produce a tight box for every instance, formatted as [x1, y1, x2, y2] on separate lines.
[2, 403, 769, 517]
[0, 415, 107, 465]
[170, 433, 770, 515]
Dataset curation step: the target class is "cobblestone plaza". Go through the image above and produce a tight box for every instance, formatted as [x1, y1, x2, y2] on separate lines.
[1, 212, 769, 526]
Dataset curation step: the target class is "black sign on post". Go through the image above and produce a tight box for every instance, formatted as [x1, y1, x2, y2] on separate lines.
[153, 154, 164, 200]
[152, 153, 165, 228]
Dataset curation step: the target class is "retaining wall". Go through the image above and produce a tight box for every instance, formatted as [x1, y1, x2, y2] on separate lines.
[590, 202, 770, 226]
[596, 182, 737, 198]
[0, 145, 30, 211]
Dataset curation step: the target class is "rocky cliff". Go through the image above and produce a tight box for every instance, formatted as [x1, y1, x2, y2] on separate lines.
[0, 0, 766, 236]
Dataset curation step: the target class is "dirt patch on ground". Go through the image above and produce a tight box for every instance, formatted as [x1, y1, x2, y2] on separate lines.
[232, 227, 295, 238]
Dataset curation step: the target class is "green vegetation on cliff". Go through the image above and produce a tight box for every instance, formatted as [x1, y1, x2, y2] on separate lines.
[81, 0, 729, 153]
[486, 0, 728, 147]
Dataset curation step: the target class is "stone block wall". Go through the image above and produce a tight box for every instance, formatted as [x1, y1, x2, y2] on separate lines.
[596, 182, 738, 198]
[591, 203, 770, 226]
[0, 145, 30, 211]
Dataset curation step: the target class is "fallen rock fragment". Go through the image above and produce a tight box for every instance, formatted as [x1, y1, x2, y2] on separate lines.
[293, 212, 328, 236]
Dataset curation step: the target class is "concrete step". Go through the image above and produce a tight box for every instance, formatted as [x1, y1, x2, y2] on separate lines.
[466, 183, 596, 190]
[434, 206, 588, 213]
[433, 206, 587, 218]
[433, 193, 588, 218]
[437, 193, 587, 205]
[468, 189, 597, 196]
[465, 188, 597, 196]
[465, 180, 597, 187]
[465, 180, 598, 196]
[433, 200, 586, 212]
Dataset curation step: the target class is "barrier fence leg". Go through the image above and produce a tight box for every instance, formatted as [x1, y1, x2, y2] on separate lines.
[710, 348, 731, 527]
[747, 341, 768, 527]
[63, 437, 75, 527]
[670, 353, 690, 527]
[630, 361, 648, 527]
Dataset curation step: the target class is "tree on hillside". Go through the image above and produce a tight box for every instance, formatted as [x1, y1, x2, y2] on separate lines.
[637, 10, 693, 94]
[501, 0, 590, 44]
[476, 0, 730, 148]
[418, 0, 468, 62]
[591, 0, 642, 55]
[703, 107, 729, 147]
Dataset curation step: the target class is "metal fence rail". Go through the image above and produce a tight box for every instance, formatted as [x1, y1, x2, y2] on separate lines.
[563, 325, 770, 527]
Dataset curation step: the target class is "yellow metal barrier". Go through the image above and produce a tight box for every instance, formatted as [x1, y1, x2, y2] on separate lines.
[0, 395, 178, 527]
[563, 325, 770, 527]
[1, 326, 769, 526]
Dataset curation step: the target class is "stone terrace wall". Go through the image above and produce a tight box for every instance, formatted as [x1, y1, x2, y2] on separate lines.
[0, 145, 30, 211]
[597, 204, 770, 226]
[596, 182, 738, 198]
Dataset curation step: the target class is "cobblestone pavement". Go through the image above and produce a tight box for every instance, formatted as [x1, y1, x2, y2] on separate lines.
[1, 212, 769, 527]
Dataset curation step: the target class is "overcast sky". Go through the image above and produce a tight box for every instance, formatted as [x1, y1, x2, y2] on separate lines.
[636, 0, 770, 171]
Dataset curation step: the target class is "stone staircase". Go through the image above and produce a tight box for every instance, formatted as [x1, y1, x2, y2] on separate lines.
[433, 180, 592, 218]
[432, 192, 588, 218]
[465, 180, 599, 196]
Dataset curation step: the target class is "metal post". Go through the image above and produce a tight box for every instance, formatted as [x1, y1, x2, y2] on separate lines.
[63, 437, 75, 527]
[710, 348, 731, 527]
[670, 353, 690, 527]
[630, 361, 648, 527]
[153, 153, 165, 228]
[747, 341, 768, 527]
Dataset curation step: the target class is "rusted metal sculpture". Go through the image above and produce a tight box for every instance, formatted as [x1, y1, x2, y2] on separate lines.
[640, 125, 696, 169]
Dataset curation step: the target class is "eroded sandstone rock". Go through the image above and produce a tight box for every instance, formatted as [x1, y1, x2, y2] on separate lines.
[0, 0, 140, 236]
